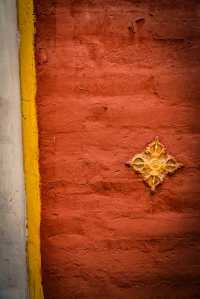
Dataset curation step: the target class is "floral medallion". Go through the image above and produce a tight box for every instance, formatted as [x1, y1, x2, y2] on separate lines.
[126, 137, 183, 192]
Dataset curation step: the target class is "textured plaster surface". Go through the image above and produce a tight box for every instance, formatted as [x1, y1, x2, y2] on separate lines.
[0, 1, 27, 299]
[35, 1, 200, 298]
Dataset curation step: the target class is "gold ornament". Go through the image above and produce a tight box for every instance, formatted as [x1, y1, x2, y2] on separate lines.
[126, 137, 183, 192]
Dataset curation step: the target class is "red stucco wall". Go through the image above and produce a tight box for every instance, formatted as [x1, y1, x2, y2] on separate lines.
[35, 1, 200, 298]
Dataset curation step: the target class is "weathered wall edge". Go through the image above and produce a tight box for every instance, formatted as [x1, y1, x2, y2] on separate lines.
[18, 0, 44, 298]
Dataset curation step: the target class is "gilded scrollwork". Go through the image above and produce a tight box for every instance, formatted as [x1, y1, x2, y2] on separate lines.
[126, 137, 183, 192]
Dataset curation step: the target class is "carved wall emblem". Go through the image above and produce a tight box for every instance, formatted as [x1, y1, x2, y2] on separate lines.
[126, 137, 183, 192]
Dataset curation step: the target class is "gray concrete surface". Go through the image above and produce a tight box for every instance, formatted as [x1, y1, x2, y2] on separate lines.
[0, 1, 28, 298]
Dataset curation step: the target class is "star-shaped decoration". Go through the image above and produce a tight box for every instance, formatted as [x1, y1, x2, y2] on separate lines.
[126, 137, 183, 192]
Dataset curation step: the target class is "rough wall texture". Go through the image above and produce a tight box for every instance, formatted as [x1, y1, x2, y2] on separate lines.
[0, 1, 27, 299]
[35, 1, 200, 298]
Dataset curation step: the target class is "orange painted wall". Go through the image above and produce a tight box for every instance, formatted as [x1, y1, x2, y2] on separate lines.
[35, 1, 200, 299]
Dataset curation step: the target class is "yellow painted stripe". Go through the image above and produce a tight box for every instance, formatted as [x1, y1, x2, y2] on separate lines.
[17, 1, 44, 298]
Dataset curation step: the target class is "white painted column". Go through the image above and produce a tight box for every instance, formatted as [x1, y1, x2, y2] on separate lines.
[0, 1, 28, 298]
